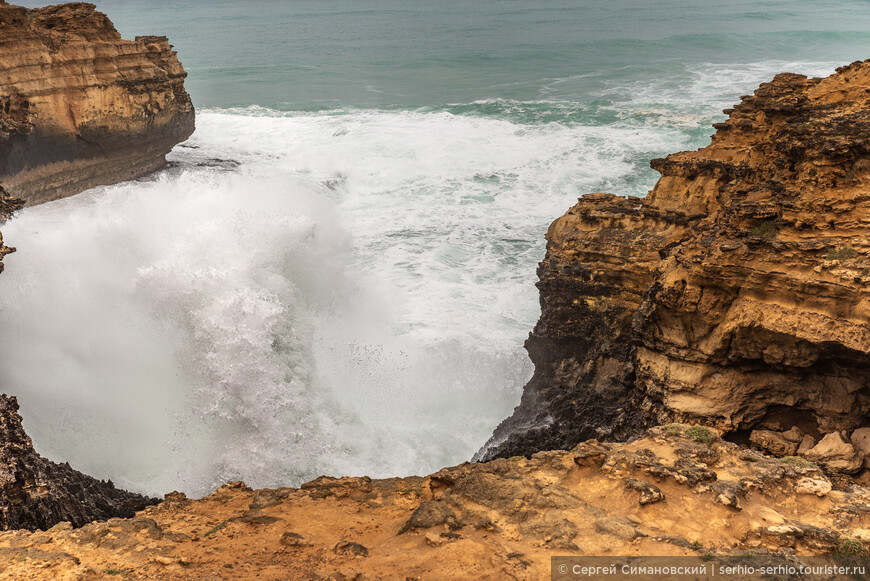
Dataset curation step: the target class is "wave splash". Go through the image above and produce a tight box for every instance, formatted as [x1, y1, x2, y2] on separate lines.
[0, 65, 825, 496]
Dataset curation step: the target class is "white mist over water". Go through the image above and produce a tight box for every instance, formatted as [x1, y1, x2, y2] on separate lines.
[0, 108, 668, 496]
[0, 61, 840, 497]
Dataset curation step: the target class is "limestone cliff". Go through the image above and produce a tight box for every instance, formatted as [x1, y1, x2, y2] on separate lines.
[0, 1, 194, 204]
[479, 60, 870, 462]
[0, 426, 867, 579]
[0, 394, 157, 532]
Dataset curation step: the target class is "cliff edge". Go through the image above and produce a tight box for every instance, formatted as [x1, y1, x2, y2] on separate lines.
[1, 426, 868, 579]
[0, 394, 157, 532]
[479, 60, 870, 464]
[0, 1, 194, 204]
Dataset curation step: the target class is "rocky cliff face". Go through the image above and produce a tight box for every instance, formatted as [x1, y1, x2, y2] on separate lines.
[0, 426, 867, 579]
[0, 1, 194, 205]
[0, 394, 157, 531]
[479, 60, 870, 462]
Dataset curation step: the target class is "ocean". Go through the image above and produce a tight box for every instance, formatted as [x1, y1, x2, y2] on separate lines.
[1, 0, 869, 497]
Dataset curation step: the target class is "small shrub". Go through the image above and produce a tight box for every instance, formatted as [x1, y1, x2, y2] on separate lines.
[691, 541, 702, 551]
[836, 538, 869, 557]
[204, 522, 227, 537]
[826, 246, 856, 261]
[749, 221, 777, 238]
[665, 425, 683, 437]
[686, 426, 715, 444]
[780, 456, 816, 469]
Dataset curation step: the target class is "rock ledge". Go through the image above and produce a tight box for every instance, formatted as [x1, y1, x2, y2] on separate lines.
[0, 2, 195, 204]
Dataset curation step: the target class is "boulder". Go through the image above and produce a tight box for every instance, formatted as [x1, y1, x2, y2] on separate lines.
[797, 435, 816, 456]
[781, 427, 804, 444]
[851, 428, 870, 469]
[750, 430, 798, 456]
[804, 432, 863, 474]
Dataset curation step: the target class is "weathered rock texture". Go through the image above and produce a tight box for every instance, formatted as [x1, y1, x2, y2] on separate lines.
[0, 1, 194, 205]
[0, 394, 157, 532]
[0, 185, 23, 274]
[0, 426, 867, 580]
[479, 60, 870, 461]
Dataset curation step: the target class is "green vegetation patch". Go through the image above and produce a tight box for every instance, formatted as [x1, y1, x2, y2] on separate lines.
[826, 245, 856, 261]
[662, 424, 715, 445]
[664, 424, 684, 437]
[686, 426, 715, 444]
[204, 522, 227, 537]
[780, 456, 816, 469]
[749, 221, 777, 238]
[836, 538, 869, 557]
[399, 487, 423, 498]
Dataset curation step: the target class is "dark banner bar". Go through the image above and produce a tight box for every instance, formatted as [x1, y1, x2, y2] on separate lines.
[552, 556, 870, 580]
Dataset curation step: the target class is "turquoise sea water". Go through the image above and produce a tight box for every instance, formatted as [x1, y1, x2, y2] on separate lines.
[40, 0, 870, 110]
[2, 1, 870, 496]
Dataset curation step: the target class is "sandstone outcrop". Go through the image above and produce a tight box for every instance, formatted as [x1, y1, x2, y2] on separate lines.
[0, 426, 866, 580]
[803, 432, 864, 475]
[0, 1, 194, 204]
[0, 394, 158, 532]
[479, 60, 870, 462]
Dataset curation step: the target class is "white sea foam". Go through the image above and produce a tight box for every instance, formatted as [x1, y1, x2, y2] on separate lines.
[599, 60, 841, 124]
[0, 93, 735, 497]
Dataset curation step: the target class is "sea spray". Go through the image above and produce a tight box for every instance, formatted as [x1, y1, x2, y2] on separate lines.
[0, 61, 841, 496]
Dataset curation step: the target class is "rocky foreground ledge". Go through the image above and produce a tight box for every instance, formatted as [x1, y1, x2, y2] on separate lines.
[0, 1, 194, 204]
[0, 426, 868, 580]
[479, 59, 870, 463]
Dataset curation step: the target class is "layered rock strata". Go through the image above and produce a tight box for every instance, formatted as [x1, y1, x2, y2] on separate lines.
[0, 1, 194, 204]
[0, 426, 867, 580]
[479, 60, 870, 462]
[0, 394, 158, 532]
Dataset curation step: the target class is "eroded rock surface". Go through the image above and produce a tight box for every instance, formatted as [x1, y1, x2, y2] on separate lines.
[0, 426, 866, 580]
[0, 2, 194, 204]
[0, 394, 157, 532]
[0, 185, 22, 274]
[479, 60, 870, 461]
